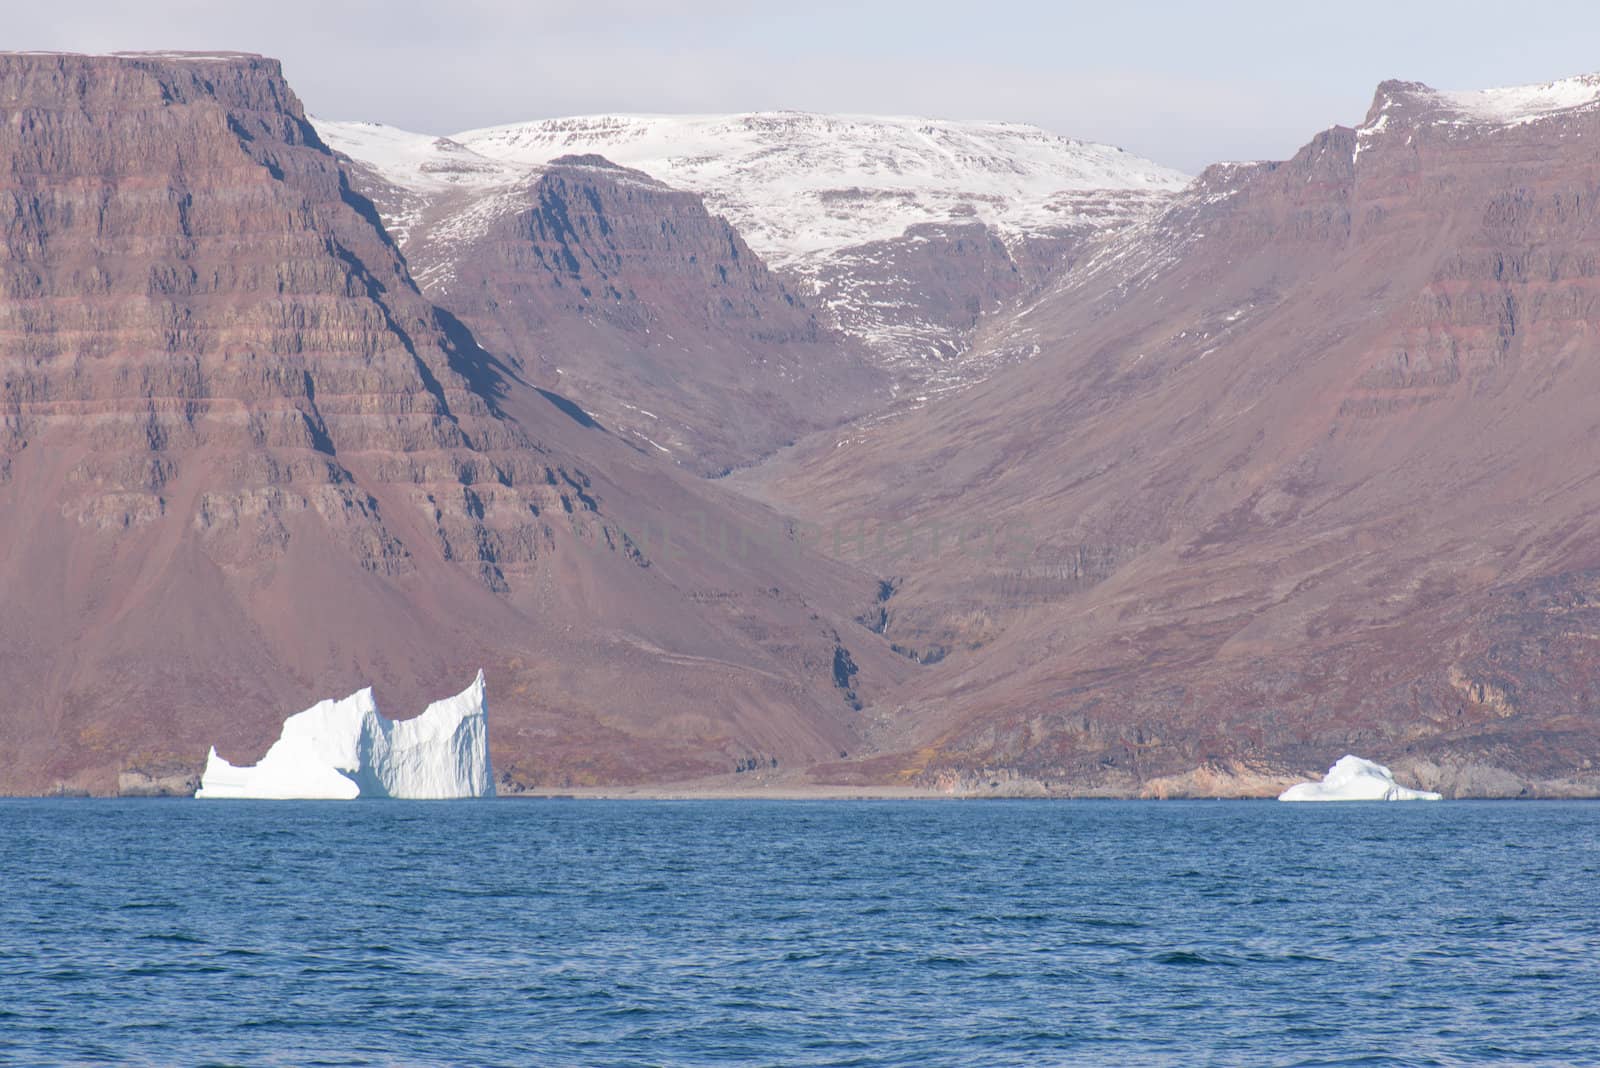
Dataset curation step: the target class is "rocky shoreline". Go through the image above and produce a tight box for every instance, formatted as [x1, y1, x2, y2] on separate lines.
[27, 759, 1597, 800]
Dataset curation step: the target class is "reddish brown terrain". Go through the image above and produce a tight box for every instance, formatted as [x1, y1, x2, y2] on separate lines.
[323, 139, 887, 476]
[745, 77, 1600, 797]
[804, 190, 1181, 393]
[319, 115, 1188, 437]
[6, 52, 1600, 798]
[0, 52, 904, 796]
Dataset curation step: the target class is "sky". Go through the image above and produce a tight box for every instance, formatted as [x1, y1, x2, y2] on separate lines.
[15, 0, 1600, 173]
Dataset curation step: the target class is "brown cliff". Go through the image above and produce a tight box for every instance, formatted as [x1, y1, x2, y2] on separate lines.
[0, 52, 902, 795]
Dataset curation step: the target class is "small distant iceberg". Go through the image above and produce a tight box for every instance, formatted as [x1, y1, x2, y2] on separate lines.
[196, 672, 494, 800]
[1278, 755, 1442, 802]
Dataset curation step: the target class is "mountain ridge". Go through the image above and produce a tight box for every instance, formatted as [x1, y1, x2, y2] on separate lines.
[10, 52, 1600, 797]
[319, 125, 890, 475]
[318, 110, 1188, 414]
[737, 69, 1600, 797]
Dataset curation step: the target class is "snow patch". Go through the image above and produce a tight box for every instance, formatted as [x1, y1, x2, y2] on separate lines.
[196, 672, 494, 799]
[1434, 75, 1600, 125]
[318, 109, 1187, 394]
[1278, 755, 1442, 802]
[311, 118, 518, 194]
[448, 111, 1189, 267]
[1388, 74, 1600, 128]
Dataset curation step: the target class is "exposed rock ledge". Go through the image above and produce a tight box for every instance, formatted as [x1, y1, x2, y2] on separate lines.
[117, 764, 202, 798]
[894, 759, 1600, 800]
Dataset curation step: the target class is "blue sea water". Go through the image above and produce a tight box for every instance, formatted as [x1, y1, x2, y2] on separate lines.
[1, 800, 1598, 1067]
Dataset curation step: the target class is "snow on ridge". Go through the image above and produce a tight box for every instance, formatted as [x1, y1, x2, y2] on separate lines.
[449, 111, 1191, 266]
[11, 50, 266, 62]
[311, 118, 520, 193]
[1434, 74, 1600, 124]
[111, 50, 265, 62]
[1369, 74, 1600, 129]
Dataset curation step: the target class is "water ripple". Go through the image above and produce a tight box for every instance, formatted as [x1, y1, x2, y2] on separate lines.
[1, 799, 1597, 1065]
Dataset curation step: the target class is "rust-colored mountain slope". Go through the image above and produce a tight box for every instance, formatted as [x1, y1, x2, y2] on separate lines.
[0, 52, 901, 795]
[747, 77, 1600, 796]
[323, 140, 888, 477]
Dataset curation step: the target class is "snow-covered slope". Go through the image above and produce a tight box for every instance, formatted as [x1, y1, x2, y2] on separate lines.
[1278, 756, 1442, 802]
[1426, 73, 1600, 126]
[196, 672, 494, 799]
[312, 119, 518, 192]
[317, 112, 1189, 270]
[1360, 73, 1600, 134]
[311, 119, 526, 248]
[452, 112, 1190, 268]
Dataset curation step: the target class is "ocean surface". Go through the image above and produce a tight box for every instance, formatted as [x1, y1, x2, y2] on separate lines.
[2, 799, 1597, 1067]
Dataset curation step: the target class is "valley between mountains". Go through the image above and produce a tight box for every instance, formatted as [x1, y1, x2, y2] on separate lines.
[4, 51, 1600, 797]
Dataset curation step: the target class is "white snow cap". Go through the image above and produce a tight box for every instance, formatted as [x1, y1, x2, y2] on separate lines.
[315, 111, 1189, 268]
[1369, 74, 1600, 129]
[1433, 74, 1600, 125]
[311, 119, 520, 193]
[196, 671, 494, 800]
[1278, 755, 1442, 802]
[457, 112, 1190, 264]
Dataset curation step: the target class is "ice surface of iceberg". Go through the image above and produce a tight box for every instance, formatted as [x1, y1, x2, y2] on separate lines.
[1278, 755, 1442, 802]
[196, 672, 494, 799]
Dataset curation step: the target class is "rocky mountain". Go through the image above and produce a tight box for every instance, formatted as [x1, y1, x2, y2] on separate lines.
[0, 51, 902, 796]
[323, 113, 1188, 406]
[440, 154, 881, 477]
[740, 73, 1600, 797]
[315, 121, 885, 475]
[456, 113, 1186, 267]
[12, 51, 1600, 800]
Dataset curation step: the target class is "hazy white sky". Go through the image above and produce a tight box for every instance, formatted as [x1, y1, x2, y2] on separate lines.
[16, 0, 1600, 172]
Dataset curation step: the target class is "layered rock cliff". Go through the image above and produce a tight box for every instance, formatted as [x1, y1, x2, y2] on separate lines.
[0, 52, 902, 795]
[0, 51, 586, 595]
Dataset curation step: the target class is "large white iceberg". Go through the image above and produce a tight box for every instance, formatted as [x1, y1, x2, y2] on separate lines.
[1278, 755, 1442, 802]
[196, 671, 494, 799]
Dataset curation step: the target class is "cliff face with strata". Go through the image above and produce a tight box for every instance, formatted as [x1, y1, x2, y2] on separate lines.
[0, 52, 901, 795]
[0, 52, 581, 591]
[11, 54, 1600, 798]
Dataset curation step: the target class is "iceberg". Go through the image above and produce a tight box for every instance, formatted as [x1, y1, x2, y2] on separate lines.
[1278, 755, 1442, 802]
[196, 671, 494, 800]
